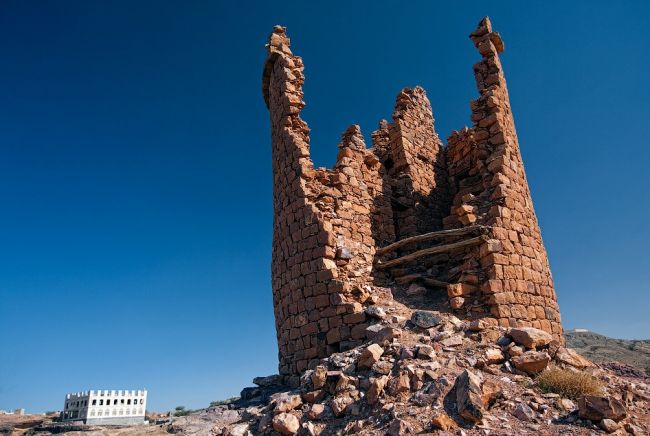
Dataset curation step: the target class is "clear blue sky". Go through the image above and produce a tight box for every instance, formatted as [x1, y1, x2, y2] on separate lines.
[0, 1, 648, 414]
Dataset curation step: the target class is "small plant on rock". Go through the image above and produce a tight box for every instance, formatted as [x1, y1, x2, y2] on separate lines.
[537, 365, 603, 400]
[173, 406, 190, 417]
[209, 397, 239, 407]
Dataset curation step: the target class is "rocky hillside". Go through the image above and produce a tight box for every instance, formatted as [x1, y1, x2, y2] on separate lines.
[165, 296, 650, 435]
[565, 330, 650, 375]
[10, 310, 650, 435]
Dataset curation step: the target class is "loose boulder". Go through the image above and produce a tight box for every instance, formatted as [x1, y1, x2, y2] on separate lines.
[511, 351, 550, 374]
[272, 413, 300, 435]
[578, 395, 626, 422]
[274, 393, 302, 413]
[358, 344, 384, 368]
[367, 376, 388, 405]
[387, 418, 412, 436]
[411, 311, 441, 329]
[330, 395, 354, 417]
[431, 413, 456, 431]
[512, 402, 536, 421]
[311, 366, 327, 389]
[508, 327, 553, 349]
[454, 369, 484, 423]
[554, 347, 594, 369]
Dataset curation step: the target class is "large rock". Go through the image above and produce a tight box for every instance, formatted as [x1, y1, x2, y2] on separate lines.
[508, 327, 553, 349]
[366, 324, 399, 344]
[481, 379, 502, 408]
[253, 374, 283, 387]
[599, 418, 620, 433]
[578, 395, 626, 422]
[273, 393, 302, 412]
[389, 371, 411, 397]
[512, 402, 536, 421]
[358, 344, 384, 368]
[416, 344, 436, 360]
[554, 347, 593, 369]
[387, 418, 412, 436]
[431, 413, 456, 431]
[330, 394, 354, 417]
[226, 423, 251, 436]
[511, 351, 550, 374]
[454, 369, 484, 423]
[311, 366, 327, 389]
[307, 403, 327, 420]
[367, 376, 388, 405]
[411, 311, 441, 329]
[485, 348, 504, 364]
[302, 390, 324, 403]
[272, 413, 300, 435]
[365, 305, 386, 319]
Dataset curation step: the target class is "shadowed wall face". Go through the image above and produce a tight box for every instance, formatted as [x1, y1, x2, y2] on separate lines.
[264, 18, 562, 377]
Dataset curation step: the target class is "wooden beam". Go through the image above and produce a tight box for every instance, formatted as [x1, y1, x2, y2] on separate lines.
[394, 273, 449, 288]
[375, 225, 487, 256]
[421, 277, 449, 288]
[375, 236, 485, 270]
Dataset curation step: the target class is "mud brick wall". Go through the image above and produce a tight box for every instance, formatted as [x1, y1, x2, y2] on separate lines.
[263, 18, 563, 375]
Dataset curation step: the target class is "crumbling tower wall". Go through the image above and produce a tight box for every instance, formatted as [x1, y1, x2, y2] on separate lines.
[263, 18, 563, 376]
[444, 18, 562, 335]
[376, 88, 451, 240]
[263, 28, 392, 375]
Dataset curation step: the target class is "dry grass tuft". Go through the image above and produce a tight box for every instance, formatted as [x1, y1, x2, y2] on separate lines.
[537, 366, 603, 399]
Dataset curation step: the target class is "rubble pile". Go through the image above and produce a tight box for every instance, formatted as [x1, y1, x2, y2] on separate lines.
[199, 299, 649, 435]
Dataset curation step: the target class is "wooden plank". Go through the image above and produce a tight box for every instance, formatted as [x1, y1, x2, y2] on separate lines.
[394, 274, 449, 288]
[375, 236, 485, 270]
[375, 225, 487, 256]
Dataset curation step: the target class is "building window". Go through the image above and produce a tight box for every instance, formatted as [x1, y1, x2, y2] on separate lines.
[114, 399, 118, 405]
[113, 409, 117, 416]
[126, 409, 130, 415]
[121, 399, 125, 404]
[92, 400, 96, 405]
[98, 410, 103, 416]
[99, 400, 103, 406]
[127, 399, 131, 405]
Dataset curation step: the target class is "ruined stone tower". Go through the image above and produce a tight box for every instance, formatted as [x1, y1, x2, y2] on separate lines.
[263, 17, 562, 376]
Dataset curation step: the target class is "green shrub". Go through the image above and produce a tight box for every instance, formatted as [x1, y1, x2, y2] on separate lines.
[173, 406, 190, 417]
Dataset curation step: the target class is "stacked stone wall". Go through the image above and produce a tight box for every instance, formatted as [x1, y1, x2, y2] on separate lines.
[380, 88, 450, 239]
[443, 18, 562, 339]
[264, 27, 394, 376]
[263, 18, 563, 375]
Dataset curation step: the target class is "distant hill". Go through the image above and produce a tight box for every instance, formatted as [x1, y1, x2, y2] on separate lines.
[564, 329, 650, 374]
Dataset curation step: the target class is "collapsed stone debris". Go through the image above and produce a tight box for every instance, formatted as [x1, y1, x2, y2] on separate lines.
[198, 309, 649, 435]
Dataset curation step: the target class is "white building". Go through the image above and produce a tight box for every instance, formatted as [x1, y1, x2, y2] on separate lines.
[62, 389, 147, 425]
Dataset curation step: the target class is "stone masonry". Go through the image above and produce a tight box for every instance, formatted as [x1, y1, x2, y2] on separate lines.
[263, 17, 563, 376]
